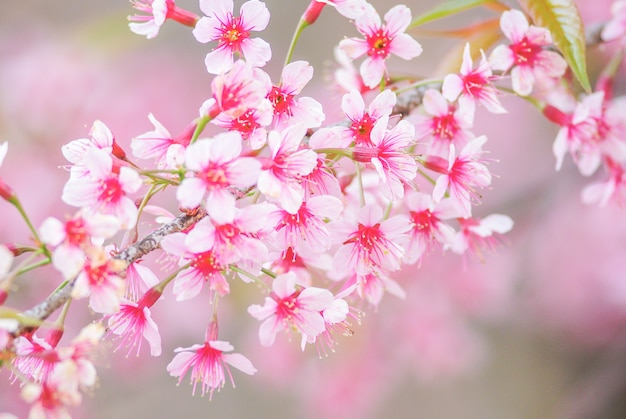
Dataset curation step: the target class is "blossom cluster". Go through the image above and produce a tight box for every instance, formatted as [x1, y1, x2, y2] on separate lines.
[1, 0, 625, 417]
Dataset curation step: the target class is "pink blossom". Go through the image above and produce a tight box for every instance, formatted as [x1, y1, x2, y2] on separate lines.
[442, 43, 506, 123]
[339, 4, 422, 88]
[403, 191, 460, 264]
[21, 361, 82, 419]
[12, 332, 61, 383]
[212, 99, 273, 150]
[339, 88, 396, 146]
[106, 288, 162, 357]
[131, 113, 194, 169]
[201, 60, 271, 119]
[352, 116, 417, 200]
[62, 120, 119, 180]
[193, 0, 271, 74]
[62, 148, 142, 229]
[176, 132, 261, 217]
[333, 46, 370, 94]
[160, 231, 230, 301]
[72, 248, 125, 314]
[266, 194, 343, 255]
[582, 158, 626, 206]
[248, 272, 334, 346]
[448, 214, 514, 257]
[129, 0, 198, 40]
[413, 89, 474, 157]
[266, 61, 324, 129]
[489, 9, 567, 96]
[602, 0, 626, 42]
[124, 261, 159, 301]
[257, 125, 319, 213]
[426, 136, 492, 218]
[166, 323, 256, 398]
[331, 204, 410, 276]
[347, 271, 405, 306]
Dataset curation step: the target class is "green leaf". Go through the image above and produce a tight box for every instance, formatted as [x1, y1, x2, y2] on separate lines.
[518, 0, 591, 92]
[409, 0, 497, 29]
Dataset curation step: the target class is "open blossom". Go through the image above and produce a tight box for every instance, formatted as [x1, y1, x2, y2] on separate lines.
[248, 272, 335, 346]
[106, 288, 162, 357]
[21, 361, 83, 419]
[266, 60, 324, 129]
[489, 9, 567, 96]
[62, 148, 142, 229]
[129, 0, 198, 40]
[412, 89, 474, 157]
[131, 113, 194, 169]
[176, 132, 261, 218]
[166, 323, 256, 398]
[426, 136, 492, 218]
[582, 158, 626, 206]
[339, 4, 422, 88]
[353, 116, 417, 200]
[73, 247, 125, 314]
[442, 43, 506, 123]
[193, 0, 271, 74]
[257, 125, 319, 213]
[448, 214, 514, 257]
[331, 204, 410, 276]
[339, 88, 396, 147]
[212, 99, 274, 150]
[602, 1, 626, 42]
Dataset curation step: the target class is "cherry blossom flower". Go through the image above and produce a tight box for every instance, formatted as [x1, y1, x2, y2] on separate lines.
[352, 116, 417, 200]
[161, 230, 230, 301]
[339, 89, 396, 147]
[129, 0, 198, 40]
[339, 4, 423, 88]
[124, 261, 159, 301]
[201, 60, 271, 119]
[403, 191, 460, 264]
[166, 322, 256, 398]
[602, 1, 626, 42]
[582, 158, 626, 206]
[131, 113, 194, 169]
[333, 46, 369, 94]
[176, 132, 261, 217]
[266, 194, 344, 255]
[448, 214, 513, 258]
[412, 89, 474, 157]
[331, 204, 410, 276]
[442, 43, 506, 123]
[12, 330, 62, 383]
[21, 361, 82, 419]
[248, 272, 334, 346]
[346, 271, 405, 306]
[106, 287, 162, 357]
[212, 98, 273, 150]
[72, 247, 125, 314]
[266, 61, 325, 129]
[258, 125, 319, 213]
[193, 0, 271, 74]
[489, 9, 567, 96]
[62, 148, 142, 229]
[426, 136, 492, 218]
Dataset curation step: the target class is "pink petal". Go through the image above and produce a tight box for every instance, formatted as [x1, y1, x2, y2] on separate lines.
[222, 353, 257, 375]
[240, 0, 270, 31]
[240, 37, 272, 68]
[341, 89, 366, 121]
[389, 33, 422, 60]
[500, 9, 529, 43]
[384, 5, 411, 36]
[360, 57, 386, 88]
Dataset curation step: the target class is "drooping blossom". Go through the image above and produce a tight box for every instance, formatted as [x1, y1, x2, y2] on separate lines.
[129, 0, 198, 40]
[193, 0, 272, 74]
[166, 322, 256, 398]
[339, 88, 396, 147]
[12, 330, 63, 383]
[161, 230, 230, 301]
[602, 1, 626, 42]
[106, 287, 162, 357]
[131, 113, 194, 169]
[339, 4, 423, 88]
[442, 43, 506, 123]
[346, 271, 405, 307]
[124, 261, 159, 301]
[266, 61, 325, 129]
[412, 89, 474, 157]
[176, 132, 261, 218]
[489, 9, 567, 96]
[402, 191, 460, 264]
[447, 214, 514, 259]
[200, 60, 271, 119]
[266, 194, 344, 255]
[426, 136, 492, 218]
[331, 204, 410, 276]
[352, 116, 417, 200]
[248, 272, 335, 346]
[257, 125, 319, 214]
[62, 148, 142, 229]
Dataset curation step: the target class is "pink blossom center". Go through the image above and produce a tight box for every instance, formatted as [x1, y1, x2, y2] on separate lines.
[268, 86, 295, 117]
[344, 223, 382, 252]
[191, 250, 223, 277]
[462, 72, 488, 97]
[86, 263, 108, 286]
[410, 210, 436, 233]
[273, 291, 301, 323]
[367, 29, 391, 58]
[431, 109, 460, 141]
[65, 218, 88, 247]
[510, 38, 542, 66]
[202, 165, 228, 189]
[350, 113, 375, 146]
[216, 15, 250, 53]
[229, 109, 259, 138]
[99, 177, 124, 204]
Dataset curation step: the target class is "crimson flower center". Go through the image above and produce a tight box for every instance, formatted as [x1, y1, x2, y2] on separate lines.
[65, 218, 88, 247]
[191, 251, 222, 277]
[432, 109, 460, 141]
[350, 114, 375, 146]
[345, 223, 382, 251]
[367, 29, 391, 58]
[268, 86, 294, 117]
[410, 210, 435, 232]
[510, 38, 542, 66]
[218, 15, 249, 52]
[99, 177, 124, 204]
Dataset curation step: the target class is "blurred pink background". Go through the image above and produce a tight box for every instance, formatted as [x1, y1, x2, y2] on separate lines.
[1, 1, 626, 418]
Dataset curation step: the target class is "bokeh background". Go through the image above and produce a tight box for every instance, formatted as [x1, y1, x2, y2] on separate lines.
[1, 0, 626, 418]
